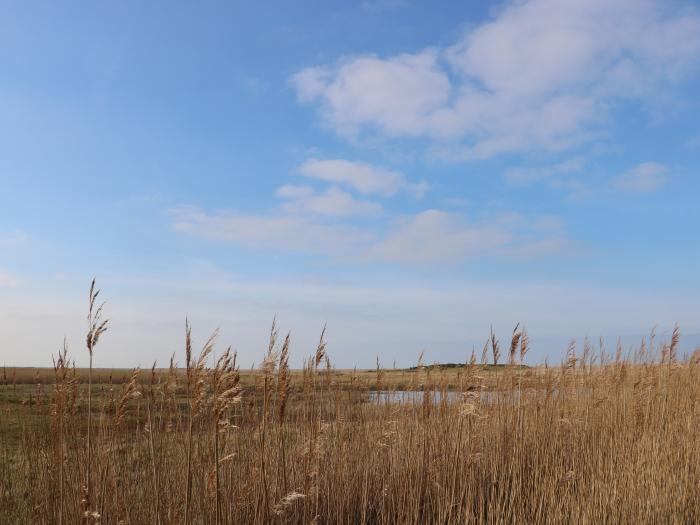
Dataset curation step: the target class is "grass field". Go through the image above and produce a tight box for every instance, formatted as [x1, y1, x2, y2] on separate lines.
[2, 284, 700, 524]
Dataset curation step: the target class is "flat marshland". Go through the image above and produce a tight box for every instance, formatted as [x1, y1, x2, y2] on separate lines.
[2, 287, 700, 523]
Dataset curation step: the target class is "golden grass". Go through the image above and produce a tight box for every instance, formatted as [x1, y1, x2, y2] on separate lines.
[1, 283, 700, 524]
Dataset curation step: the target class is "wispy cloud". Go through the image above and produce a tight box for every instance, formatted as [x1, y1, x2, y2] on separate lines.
[364, 210, 513, 265]
[505, 157, 586, 187]
[242, 75, 270, 95]
[298, 158, 428, 197]
[277, 185, 383, 217]
[685, 134, 700, 148]
[275, 156, 438, 217]
[170, 204, 575, 266]
[0, 269, 21, 288]
[169, 205, 374, 256]
[291, 0, 700, 159]
[506, 159, 670, 198]
[613, 162, 668, 193]
[0, 230, 30, 247]
[167, 155, 575, 265]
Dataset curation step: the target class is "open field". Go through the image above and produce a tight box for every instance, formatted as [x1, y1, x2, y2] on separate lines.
[2, 307, 700, 524]
[0, 363, 516, 387]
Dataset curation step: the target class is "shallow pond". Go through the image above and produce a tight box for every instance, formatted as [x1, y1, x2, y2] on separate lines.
[367, 389, 508, 404]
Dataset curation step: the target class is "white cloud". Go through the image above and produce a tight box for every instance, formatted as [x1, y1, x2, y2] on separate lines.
[171, 205, 574, 266]
[613, 162, 668, 193]
[298, 158, 428, 197]
[275, 184, 315, 199]
[364, 210, 511, 264]
[169, 205, 375, 255]
[366, 210, 577, 265]
[292, 0, 700, 158]
[170, 157, 438, 253]
[278, 185, 382, 217]
[171, 149, 575, 266]
[291, 51, 450, 138]
[505, 157, 585, 186]
[0, 269, 21, 288]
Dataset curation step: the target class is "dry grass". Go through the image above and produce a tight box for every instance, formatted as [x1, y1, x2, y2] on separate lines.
[2, 283, 700, 524]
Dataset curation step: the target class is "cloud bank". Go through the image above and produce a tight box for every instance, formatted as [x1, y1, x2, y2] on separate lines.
[291, 0, 700, 159]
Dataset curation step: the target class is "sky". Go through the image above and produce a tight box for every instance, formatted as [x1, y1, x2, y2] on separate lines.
[1, 0, 700, 368]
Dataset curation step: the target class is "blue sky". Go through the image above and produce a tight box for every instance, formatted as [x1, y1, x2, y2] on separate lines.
[2, 0, 700, 367]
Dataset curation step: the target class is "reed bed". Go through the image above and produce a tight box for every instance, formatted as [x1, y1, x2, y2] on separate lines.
[1, 282, 700, 524]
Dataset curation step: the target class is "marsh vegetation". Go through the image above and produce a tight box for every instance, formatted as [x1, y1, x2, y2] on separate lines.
[1, 282, 699, 524]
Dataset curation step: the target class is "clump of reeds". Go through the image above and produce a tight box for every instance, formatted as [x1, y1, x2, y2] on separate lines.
[2, 282, 700, 524]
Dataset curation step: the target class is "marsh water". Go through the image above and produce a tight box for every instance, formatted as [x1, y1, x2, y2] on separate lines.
[367, 389, 508, 404]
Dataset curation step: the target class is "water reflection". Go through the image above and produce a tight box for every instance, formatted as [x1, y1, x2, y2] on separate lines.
[368, 388, 568, 405]
[368, 390, 504, 404]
